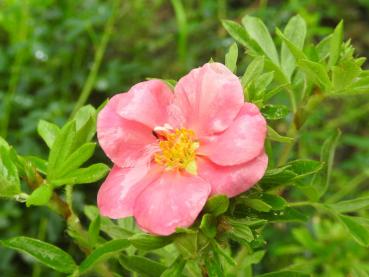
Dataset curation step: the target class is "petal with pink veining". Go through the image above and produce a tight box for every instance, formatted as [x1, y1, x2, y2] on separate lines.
[97, 164, 161, 219]
[116, 79, 174, 128]
[199, 103, 267, 166]
[198, 152, 268, 198]
[133, 172, 211, 235]
[172, 63, 244, 135]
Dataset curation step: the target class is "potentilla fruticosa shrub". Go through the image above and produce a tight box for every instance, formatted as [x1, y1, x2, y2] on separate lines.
[1, 15, 369, 276]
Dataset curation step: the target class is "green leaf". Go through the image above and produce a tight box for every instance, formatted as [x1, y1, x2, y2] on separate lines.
[258, 271, 309, 277]
[210, 240, 236, 266]
[221, 20, 261, 55]
[226, 217, 254, 244]
[261, 194, 287, 210]
[225, 42, 238, 73]
[262, 207, 308, 223]
[174, 232, 198, 259]
[242, 56, 264, 87]
[200, 214, 217, 238]
[243, 198, 272, 212]
[55, 143, 96, 177]
[79, 239, 130, 273]
[47, 120, 76, 178]
[286, 159, 324, 179]
[204, 251, 223, 277]
[261, 104, 289, 120]
[329, 196, 369, 213]
[161, 257, 186, 277]
[281, 15, 307, 80]
[242, 15, 279, 65]
[37, 120, 60, 149]
[26, 156, 48, 175]
[119, 255, 167, 277]
[328, 20, 344, 67]
[243, 250, 266, 267]
[72, 105, 97, 150]
[88, 215, 101, 247]
[312, 129, 341, 199]
[267, 126, 294, 143]
[26, 183, 53, 207]
[297, 59, 331, 90]
[51, 163, 109, 186]
[203, 195, 229, 216]
[338, 215, 369, 247]
[260, 166, 297, 189]
[129, 233, 173, 251]
[276, 28, 307, 62]
[0, 236, 77, 273]
[0, 146, 21, 198]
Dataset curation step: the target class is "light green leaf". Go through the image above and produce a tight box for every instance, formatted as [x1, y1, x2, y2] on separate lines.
[203, 195, 229, 216]
[242, 56, 264, 87]
[55, 143, 96, 177]
[225, 42, 238, 73]
[119, 255, 167, 277]
[47, 120, 76, 178]
[51, 163, 109, 186]
[0, 146, 21, 198]
[258, 271, 309, 277]
[88, 215, 101, 247]
[129, 233, 173, 251]
[161, 257, 186, 277]
[226, 218, 255, 244]
[267, 126, 294, 143]
[297, 59, 331, 90]
[200, 214, 217, 238]
[37, 120, 60, 149]
[286, 159, 324, 179]
[243, 250, 266, 267]
[79, 239, 130, 273]
[281, 15, 307, 80]
[338, 215, 369, 247]
[26, 183, 53, 207]
[261, 104, 289, 120]
[0, 236, 77, 273]
[243, 198, 272, 212]
[261, 194, 287, 210]
[329, 197, 369, 213]
[328, 20, 344, 66]
[242, 15, 279, 65]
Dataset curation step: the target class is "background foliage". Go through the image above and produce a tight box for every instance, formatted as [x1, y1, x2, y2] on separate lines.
[1, 0, 369, 276]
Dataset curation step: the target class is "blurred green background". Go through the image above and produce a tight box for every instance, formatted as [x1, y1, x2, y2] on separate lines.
[1, 0, 369, 276]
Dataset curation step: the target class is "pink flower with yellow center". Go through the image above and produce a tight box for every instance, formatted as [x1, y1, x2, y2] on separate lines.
[97, 62, 268, 235]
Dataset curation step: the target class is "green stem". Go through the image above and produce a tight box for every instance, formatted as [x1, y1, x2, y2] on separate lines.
[71, 0, 120, 117]
[171, 0, 188, 67]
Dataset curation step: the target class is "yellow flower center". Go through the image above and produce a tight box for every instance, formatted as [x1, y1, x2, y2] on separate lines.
[154, 127, 199, 175]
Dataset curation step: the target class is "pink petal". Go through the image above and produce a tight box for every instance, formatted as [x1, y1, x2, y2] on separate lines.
[198, 152, 268, 197]
[199, 103, 267, 166]
[172, 62, 244, 135]
[97, 164, 161, 219]
[133, 172, 211, 235]
[116, 79, 174, 128]
[97, 93, 158, 167]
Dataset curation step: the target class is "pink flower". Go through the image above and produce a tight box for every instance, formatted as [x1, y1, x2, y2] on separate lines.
[97, 63, 268, 235]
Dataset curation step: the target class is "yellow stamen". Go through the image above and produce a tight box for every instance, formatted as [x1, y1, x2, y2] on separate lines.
[154, 128, 199, 175]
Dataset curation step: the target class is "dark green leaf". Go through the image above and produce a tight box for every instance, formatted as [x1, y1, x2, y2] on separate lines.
[243, 250, 266, 267]
[205, 251, 223, 277]
[119, 255, 167, 277]
[161, 257, 186, 277]
[79, 239, 130, 273]
[0, 236, 77, 273]
[200, 214, 217, 238]
[88, 215, 101, 247]
[261, 104, 289, 120]
[204, 195, 229, 216]
[129, 233, 173, 251]
[258, 271, 309, 277]
[298, 59, 331, 90]
[243, 198, 272, 212]
[226, 218, 254, 244]
[286, 159, 324, 178]
[261, 194, 287, 210]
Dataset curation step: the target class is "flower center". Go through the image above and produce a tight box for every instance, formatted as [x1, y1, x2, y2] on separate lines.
[154, 126, 199, 175]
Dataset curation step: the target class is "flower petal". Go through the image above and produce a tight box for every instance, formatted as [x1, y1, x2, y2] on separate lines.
[172, 62, 244, 135]
[116, 79, 174, 128]
[97, 93, 158, 167]
[199, 103, 267, 166]
[97, 164, 161, 219]
[198, 152, 268, 197]
[133, 172, 211, 235]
